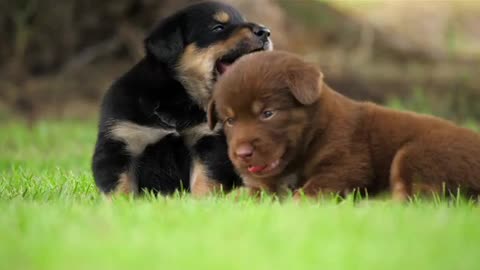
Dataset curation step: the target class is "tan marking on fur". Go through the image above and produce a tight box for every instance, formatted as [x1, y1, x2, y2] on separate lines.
[114, 172, 137, 195]
[225, 107, 235, 118]
[176, 28, 256, 109]
[181, 122, 221, 147]
[222, 28, 254, 48]
[214, 11, 230, 23]
[177, 44, 217, 109]
[108, 121, 176, 156]
[190, 159, 223, 197]
[252, 100, 263, 115]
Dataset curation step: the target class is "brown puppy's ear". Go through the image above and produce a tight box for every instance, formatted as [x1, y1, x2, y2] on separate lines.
[207, 100, 217, 130]
[286, 64, 324, 105]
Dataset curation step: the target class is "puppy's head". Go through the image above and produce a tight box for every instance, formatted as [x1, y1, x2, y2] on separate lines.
[208, 51, 323, 179]
[145, 1, 272, 109]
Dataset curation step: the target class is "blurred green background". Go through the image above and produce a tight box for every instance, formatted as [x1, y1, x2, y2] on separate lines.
[1, 0, 479, 124]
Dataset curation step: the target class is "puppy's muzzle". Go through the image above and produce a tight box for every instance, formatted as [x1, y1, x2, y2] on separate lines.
[235, 143, 254, 161]
[247, 23, 271, 44]
[252, 25, 271, 39]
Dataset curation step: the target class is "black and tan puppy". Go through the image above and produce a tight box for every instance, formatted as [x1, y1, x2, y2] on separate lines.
[92, 1, 272, 196]
[208, 51, 480, 200]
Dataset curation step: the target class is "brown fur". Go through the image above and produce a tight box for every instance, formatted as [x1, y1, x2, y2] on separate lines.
[208, 51, 480, 200]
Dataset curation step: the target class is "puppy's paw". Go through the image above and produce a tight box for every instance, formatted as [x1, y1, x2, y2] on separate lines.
[292, 189, 315, 203]
[227, 187, 262, 201]
[292, 190, 303, 202]
[292, 189, 339, 203]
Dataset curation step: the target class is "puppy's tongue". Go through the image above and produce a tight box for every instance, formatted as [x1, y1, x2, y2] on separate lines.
[248, 165, 268, 173]
[215, 61, 230, 74]
[247, 160, 280, 174]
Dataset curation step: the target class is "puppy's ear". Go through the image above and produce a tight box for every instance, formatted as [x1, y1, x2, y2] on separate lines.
[286, 64, 323, 105]
[207, 100, 218, 130]
[145, 16, 184, 65]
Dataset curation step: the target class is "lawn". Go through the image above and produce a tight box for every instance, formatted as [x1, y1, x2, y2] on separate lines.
[1, 121, 479, 270]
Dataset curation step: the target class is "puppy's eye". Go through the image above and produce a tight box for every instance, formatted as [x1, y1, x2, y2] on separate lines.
[212, 24, 225, 32]
[224, 118, 235, 127]
[260, 110, 275, 120]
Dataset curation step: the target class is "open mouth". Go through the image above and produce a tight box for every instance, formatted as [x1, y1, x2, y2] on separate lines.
[214, 47, 264, 78]
[247, 159, 281, 175]
[215, 60, 231, 75]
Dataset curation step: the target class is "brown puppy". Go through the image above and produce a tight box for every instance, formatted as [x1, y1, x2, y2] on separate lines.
[207, 51, 480, 200]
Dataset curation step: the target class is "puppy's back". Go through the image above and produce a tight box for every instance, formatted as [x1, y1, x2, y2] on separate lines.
[366, 102, 480, 195]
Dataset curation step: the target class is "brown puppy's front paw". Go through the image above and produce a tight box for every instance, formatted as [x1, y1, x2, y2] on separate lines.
[292, 190, 303, 202]
[292, 189, 319, 203]
[293, 187, 347, 203]
[227, 187, 262, 201]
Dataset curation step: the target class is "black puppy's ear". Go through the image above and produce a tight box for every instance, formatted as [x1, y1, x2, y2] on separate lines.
[145, 16, 184, 65]
[207, 100, 218, 130]
[286, 63, 324, 105]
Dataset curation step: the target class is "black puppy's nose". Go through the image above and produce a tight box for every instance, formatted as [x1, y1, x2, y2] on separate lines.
[253, 25, 271, 38]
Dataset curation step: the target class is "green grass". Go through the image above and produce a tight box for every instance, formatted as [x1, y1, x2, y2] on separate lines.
[1, 121, 480, 270]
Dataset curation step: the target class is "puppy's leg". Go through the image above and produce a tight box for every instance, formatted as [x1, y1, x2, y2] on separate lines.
[115, 172, 137, 195]
[134, 135, 191, 195]
[189, 133, 242, 197]
[388, 141, 480, 201]
[293, 186, 344, 201]
[93, 121, 176, 196]
[227, 186, 263, 201]
[296, 164, 368, 200]
[389, 146, 414, 202]
[92, 132, 137, 195]
[190, 159, 224, 197]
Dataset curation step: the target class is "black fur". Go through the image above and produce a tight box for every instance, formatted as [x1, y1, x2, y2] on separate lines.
[134, 134, 192, 194]
[92, 1, 271, 195]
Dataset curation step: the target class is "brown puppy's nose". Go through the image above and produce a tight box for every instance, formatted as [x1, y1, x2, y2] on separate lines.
[235, 143, 254, 160]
